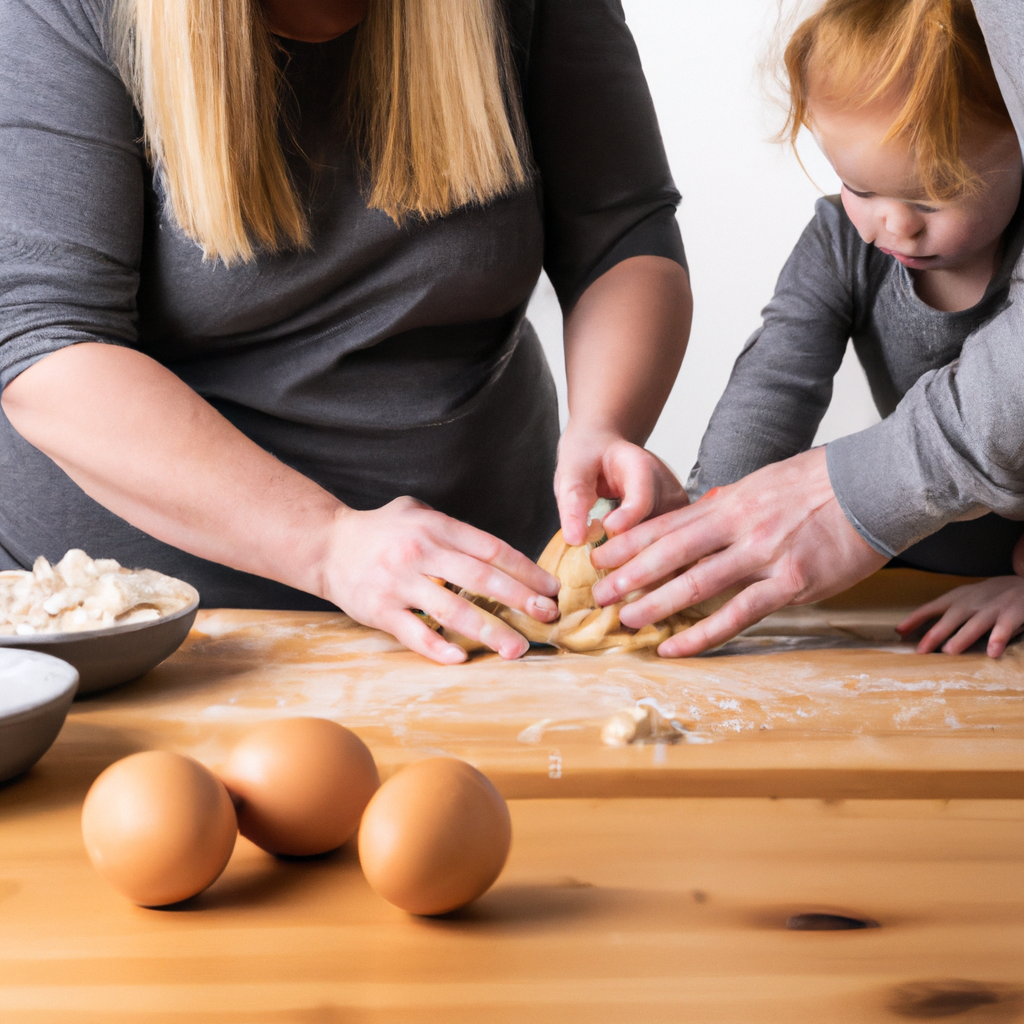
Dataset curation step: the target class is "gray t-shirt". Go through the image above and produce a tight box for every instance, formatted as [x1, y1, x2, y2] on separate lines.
[690, 193, 1024, 576]
[823, 0, 1024, 559]
[0, 0, 685, 607]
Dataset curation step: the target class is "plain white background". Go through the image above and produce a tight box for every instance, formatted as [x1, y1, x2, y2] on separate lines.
[526, 0, 881, 483]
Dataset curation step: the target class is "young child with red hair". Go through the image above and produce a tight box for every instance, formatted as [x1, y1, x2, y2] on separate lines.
[689, 0, 1024, 657]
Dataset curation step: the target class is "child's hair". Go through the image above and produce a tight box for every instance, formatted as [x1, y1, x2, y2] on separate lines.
[781, 0, 1013, 201]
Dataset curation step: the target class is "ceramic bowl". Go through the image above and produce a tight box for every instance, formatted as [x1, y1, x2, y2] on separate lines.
[0, 648, 79, 783]
[0, 590, 199, 696]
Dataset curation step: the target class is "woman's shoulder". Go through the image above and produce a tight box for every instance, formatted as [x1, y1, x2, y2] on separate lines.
[1, 0, 115, 62]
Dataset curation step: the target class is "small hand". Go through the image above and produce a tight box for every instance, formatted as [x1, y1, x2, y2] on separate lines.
[896, 576, 1024, 657]
[320, 497, 560, 664]
[590, 447, 887, 656]
[555, 425, 688, 546]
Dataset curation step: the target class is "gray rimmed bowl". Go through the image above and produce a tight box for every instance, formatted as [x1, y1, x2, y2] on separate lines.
[0, 648, 79, 783]
[0, 588, 199, 696]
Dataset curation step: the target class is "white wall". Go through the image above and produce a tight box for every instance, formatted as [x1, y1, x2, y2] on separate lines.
[526, 0, 881, 484]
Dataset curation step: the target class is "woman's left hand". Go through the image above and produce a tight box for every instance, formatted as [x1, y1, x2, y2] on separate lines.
[555, 424, 688, 545]
[555, 254, 693, 545]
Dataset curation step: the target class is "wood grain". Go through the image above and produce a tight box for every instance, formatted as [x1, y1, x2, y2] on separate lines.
[0, 787, 1021, 1023]
[2, 569, 1022, 1021]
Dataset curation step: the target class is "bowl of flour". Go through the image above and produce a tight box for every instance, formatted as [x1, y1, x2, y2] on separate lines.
[0, 550, 199, 695]
[0, 648, 79, 783]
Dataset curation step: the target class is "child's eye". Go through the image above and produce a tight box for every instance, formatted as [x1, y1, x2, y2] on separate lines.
[911, 203, 939, 214]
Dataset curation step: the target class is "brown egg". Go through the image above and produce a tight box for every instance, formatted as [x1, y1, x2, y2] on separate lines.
[358, 757, 512, 915]
[81, 751, 237, 907]
[219, 717, 379, 856]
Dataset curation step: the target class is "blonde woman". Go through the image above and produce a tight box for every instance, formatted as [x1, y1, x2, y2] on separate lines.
[0, 0, 692, 662]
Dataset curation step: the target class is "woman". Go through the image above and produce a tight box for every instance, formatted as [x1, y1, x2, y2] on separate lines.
[0, 0, 692, 662]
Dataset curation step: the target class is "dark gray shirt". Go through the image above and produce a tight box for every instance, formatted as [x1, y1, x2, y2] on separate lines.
[690, 194, 1024, 576]
[0, 0, 685, 607]
[823, 0, 1024, 559]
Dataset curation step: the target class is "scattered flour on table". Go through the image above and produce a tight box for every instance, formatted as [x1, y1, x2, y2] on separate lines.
[0, 549, 195, 636]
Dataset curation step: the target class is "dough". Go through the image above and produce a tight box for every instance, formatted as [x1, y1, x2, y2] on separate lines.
[0, 549, 195, 636]
[445, 521, 724, 654]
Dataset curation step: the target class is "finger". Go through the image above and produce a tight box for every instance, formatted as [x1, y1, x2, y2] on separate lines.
[414, 580, 530, 659]
[987, 611, 1024, 658]
[600, 514, 758, 617]
[896, 596, 955, 635]
[592, 499, 715, 572]
[916, 606, 975, 654]
[435, 552, 558, 622]
[384, 609, 468, 665]
[941, 610, 998, 655]
[600, 456, 657, 537]
[557, 476, 600, 547]
[444, 519, 559, 596]
[593, 508, 735, 607]
[657, 577, 798, 657]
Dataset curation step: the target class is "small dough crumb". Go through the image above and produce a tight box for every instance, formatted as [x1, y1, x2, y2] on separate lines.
[601, 704, 686, 746]
[0, 549, 195, 636]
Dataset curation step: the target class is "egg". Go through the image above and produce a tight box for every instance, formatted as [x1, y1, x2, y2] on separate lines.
[81, 751, 237, 906]
[218, 717, 379, 856]
[358, 757, 512, 915]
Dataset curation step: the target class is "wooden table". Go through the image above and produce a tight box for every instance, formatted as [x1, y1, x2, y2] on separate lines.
[2, 570, 1023, 1022]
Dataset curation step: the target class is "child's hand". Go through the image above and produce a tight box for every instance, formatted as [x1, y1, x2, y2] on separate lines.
[896, 577, 1024, 657]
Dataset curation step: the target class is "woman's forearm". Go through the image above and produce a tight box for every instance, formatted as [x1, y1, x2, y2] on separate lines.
[1, 343, 342, 596]
[562, 255, 692, 442]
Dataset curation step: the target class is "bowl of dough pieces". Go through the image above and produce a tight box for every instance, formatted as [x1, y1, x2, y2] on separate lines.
[0, 550, 199, 696]
[0, 647, 79, 783]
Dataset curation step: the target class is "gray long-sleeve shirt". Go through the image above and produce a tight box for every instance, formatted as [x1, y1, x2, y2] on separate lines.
[821, 0, 1024, 558]
[0, 0, 685, 607]
[688, 193, 1024, 576]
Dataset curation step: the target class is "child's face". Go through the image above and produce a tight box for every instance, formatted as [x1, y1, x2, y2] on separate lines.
[809, 101, 1022, 276]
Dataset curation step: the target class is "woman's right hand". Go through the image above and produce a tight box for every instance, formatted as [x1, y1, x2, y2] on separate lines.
[319, 496, 561, 664]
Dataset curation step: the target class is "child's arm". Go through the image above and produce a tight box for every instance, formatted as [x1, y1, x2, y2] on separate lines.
[688, 197, 856, 497]
[896, 575, 1024, 657]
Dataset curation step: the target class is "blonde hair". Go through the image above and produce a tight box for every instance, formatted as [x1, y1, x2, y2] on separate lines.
[111, 0, 528, 264]
[780, 0, 1012, 201]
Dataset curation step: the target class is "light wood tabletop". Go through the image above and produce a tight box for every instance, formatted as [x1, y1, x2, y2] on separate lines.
[2, 569, 1023, 1022]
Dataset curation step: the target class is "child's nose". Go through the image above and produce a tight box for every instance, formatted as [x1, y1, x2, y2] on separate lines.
[881, 201, 925, 242]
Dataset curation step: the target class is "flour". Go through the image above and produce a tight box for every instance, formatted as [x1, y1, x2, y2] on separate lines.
[0, 549, 195, 636]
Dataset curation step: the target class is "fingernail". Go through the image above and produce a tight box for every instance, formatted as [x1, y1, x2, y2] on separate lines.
[500, 640, 528, 660]
[529, 595, 558, 620]
[443, 645, 467, 664]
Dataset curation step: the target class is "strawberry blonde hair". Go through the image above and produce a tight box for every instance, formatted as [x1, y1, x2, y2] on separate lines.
[781, 0, 1013, 200]
[111, 0, 528, 265]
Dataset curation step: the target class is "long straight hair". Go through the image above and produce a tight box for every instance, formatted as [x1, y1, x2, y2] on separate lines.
[111, 0, 529, 264]
[780, 0, 1012, 201]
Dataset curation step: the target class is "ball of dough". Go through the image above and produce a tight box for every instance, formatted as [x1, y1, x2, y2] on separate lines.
[358, 757, 512, 915]
[81, 751, 237, 907]
[219, 717, 379, 856]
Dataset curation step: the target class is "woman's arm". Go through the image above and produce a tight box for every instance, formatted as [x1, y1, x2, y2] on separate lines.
[2, 343, 559, 662]
[555, 255, 692, 545]
[516, 1, 692, 543]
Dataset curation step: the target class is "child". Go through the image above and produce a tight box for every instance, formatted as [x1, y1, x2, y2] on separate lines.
[688, 0, 1024, 657]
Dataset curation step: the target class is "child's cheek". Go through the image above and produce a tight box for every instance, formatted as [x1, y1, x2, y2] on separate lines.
[840, 191, 874, 244]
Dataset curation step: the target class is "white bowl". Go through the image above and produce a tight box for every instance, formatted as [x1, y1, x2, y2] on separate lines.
[0, 649, 79, 783]
[0, 589, 199, 696]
